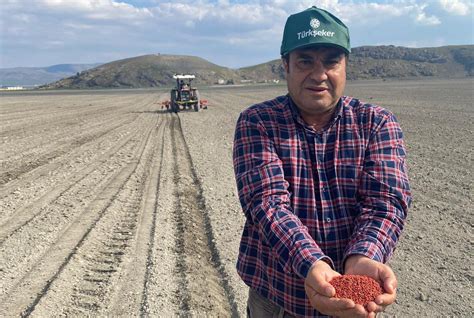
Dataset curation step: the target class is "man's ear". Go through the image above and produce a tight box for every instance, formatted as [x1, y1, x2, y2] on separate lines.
[282, 57, 289, 73]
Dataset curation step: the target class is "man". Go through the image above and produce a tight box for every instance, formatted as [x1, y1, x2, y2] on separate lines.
[233, 6, 411, 318]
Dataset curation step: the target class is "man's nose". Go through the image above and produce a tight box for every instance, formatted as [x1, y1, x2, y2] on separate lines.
[308, 61, 328, 82]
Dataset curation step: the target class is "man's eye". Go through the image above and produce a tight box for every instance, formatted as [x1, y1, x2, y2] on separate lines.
[298, 59, 312, 66]
[323, 59, 341, 67]
[326, 54, 344, 63]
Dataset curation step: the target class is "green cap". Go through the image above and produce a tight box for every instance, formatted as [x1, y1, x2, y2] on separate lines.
[280, 6, 351, 56]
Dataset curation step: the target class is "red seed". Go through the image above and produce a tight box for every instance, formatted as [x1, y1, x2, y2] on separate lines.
[329, 275, 383, 306]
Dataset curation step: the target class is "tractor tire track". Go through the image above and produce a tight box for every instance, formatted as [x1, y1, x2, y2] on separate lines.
[169, 115, 238, 317]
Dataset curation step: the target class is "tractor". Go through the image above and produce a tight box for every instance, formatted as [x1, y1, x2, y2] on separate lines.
[162, 74, 208, 113]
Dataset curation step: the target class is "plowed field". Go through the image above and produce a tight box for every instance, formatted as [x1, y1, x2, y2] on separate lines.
[1, 79, 472, 317]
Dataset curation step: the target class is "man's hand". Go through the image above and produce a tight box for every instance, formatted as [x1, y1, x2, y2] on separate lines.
[344, 255, 398, 317]
[304, 260, 369, 317]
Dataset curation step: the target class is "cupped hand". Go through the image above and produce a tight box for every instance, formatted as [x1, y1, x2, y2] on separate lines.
[305, 259, 370, 317]
[344, 255, 398, 315]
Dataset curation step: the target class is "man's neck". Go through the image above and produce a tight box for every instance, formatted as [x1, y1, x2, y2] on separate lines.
[300, 108, 336, 131]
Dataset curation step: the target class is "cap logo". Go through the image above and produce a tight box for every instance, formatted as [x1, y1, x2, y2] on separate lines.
[310, 18, 320, 29]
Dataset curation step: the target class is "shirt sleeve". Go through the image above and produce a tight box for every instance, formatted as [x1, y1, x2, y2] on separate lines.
[344, 113, 412, 264]
[233, 110, 333, 279]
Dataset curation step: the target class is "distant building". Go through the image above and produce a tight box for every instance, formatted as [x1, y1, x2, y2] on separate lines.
[0, 86, 24, 90]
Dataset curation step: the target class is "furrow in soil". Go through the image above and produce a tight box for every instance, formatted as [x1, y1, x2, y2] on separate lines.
[0, 100, 164, 316]
[0, 120, 143, 244]
[169, 115, 237, 316]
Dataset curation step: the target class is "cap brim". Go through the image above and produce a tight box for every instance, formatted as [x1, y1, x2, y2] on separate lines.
[282, 42, 350, 56]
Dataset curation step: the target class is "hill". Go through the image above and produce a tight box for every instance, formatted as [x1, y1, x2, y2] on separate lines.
[240, 45, 473, 81]
[346, 45, 473, 79]
[0, 63, 101, 86]
[40, 45, 473, 89]
[42, 54, 239, 89]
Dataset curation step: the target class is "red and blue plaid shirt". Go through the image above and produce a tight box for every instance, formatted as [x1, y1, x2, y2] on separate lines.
[233, 95, 411, 317]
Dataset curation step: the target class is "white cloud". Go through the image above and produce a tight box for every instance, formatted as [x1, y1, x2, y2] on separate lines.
[415, 12, 441, 26]
[41, 0, 153, 21]
[327, 2, 444, 28]
[150, 2, 282, 27]
[439, 0, 472, 16]
[334, 2, 411, 25]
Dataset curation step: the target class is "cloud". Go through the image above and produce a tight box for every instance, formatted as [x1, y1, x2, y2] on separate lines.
[1, 0, 473, 69]
[413, 4, 442, 26]
[41, 0, 153, 21]
[439, 0, 472, 16]
[150, 1, 284, 28]
[325, 1, 444, 28]
[415, 11, 441, 26]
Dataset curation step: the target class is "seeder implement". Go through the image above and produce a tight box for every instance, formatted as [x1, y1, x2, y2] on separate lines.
[161, 99, 208, 111]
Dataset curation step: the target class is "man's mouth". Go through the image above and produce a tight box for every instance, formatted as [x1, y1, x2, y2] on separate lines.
[306, 86, 328, 92]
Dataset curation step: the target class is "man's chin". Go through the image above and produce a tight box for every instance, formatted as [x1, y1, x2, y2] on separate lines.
[306, 99, 333, 110]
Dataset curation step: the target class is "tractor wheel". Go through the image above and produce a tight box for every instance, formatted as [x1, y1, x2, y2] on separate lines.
[171, 101, 178, 113]
[194, 90, 200, 112]
[170, 89, 179, 113]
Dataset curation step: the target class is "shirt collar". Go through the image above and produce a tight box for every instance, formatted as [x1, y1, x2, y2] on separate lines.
[287, 94, 343, 132]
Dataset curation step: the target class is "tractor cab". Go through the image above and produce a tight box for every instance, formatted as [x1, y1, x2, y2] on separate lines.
[178, 79, 192, 101]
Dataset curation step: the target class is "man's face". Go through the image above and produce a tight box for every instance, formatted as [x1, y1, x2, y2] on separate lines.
[283, 47, 347, 118]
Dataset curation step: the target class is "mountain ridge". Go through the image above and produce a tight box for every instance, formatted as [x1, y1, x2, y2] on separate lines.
[3, 45, 472, 88]
[0, 63, 102, 86]
[240, 45, 473, 81]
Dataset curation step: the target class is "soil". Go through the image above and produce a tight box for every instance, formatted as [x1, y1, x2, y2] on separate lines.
[1, 78, 472, 317]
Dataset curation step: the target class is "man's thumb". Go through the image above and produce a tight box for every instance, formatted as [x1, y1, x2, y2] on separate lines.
[307, 274, 335, 297]
[323, 284, 335, 297]
[306, 259, 338, 297]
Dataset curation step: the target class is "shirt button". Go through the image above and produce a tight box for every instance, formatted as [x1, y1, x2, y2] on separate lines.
[326, 217, 331, 222]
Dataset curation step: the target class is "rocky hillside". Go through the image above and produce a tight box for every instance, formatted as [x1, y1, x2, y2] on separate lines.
[346, 45, 473, 79]
[242, 45, 473, 81]
[238, 60, 285, 82]
[41, 45, 473, 89]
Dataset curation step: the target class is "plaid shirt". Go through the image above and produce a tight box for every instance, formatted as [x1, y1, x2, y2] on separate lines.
[233, 95, 411, 317]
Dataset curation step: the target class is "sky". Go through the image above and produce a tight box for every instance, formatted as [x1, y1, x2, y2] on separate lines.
[1, 0, 473, 69]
